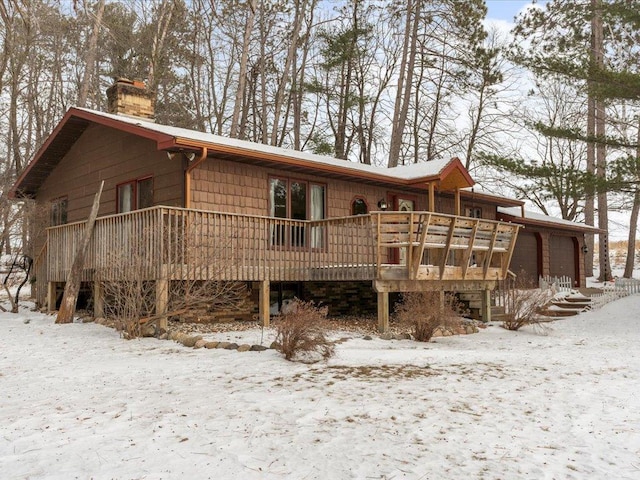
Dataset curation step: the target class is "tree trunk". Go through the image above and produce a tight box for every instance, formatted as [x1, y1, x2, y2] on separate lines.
[77, 0, 105, 107]
[230, 0, 257, 138]
[388, 0, 420, 167]
[270, 0, 307, 146]
[56, 181, 104, 324]
[623, 120, 640, 278]
[592, 0, 611, 281]
[623, 189, 639, 278]
[148, 0, 176, 92]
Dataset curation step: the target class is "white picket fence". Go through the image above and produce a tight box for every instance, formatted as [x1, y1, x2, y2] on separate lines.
[539, 275, 573, 293]
[539, 275, 640, 311]
[590, 278, 640, 310]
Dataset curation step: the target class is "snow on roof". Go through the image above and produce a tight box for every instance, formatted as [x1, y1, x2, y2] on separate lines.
[77, 108, 455, 182]
[498, 206, 600, 232]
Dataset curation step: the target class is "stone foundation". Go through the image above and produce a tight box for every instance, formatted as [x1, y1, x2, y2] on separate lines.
[300, 281, 378, 316]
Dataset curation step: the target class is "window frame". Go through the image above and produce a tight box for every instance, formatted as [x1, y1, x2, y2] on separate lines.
[465, 206, 482, 219]
[351, 196, 369, 216]
[116, 175, 154, 213]
[268, 176, 327, 250]
[50, 196, 68, 226]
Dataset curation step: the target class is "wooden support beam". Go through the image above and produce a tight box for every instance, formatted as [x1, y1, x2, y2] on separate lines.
[428, 183, 435, 212]
[375, 213, 382, 279]
[502, 225, 520, 278]
[439, 219, 457, 279]
[259, 279, 270, 327]
[481, 288, 492, 322]
[93, 281, 104, 318]
[482, 224, 499, 280]
[407, 212, 414, 275]
[455, 187, 461, 216]
[156, 278, 169, 330]
[461, 220, 479, 279]
[375, 279, 497, 293]
[410, 213, 431, 279]
[47, 282, 57, 312]
[377, 291, 389, 333]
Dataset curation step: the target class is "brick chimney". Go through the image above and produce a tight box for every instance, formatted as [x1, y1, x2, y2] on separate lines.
[106, 78, 155, 120]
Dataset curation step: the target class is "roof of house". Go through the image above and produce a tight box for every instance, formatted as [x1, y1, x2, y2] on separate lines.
[10, 107, 475, 198]
[498, 207, 602, 234]
[455, 189, 524, 208]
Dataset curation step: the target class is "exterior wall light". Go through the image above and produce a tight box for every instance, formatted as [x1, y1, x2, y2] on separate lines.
[377, 199, 388, 211]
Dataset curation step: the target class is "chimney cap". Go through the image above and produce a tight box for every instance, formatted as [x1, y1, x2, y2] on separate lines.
[112, 77, 148, 89]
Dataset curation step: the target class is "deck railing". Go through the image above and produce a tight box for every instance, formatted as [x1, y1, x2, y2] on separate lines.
[45, 206, 377, 285]
[43, 206, 520, 290]
[371, 211, 521, 282]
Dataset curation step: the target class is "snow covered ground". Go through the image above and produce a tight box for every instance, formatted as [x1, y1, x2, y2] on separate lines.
[1, 295, 639, 479]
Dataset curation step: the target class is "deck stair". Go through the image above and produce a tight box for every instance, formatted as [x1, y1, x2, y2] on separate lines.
[490, 305, 510, 322]
[538, 292, 592, 318]
[457, 291, 511, 322]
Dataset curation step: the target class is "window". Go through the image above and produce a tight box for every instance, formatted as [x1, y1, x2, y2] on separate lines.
[117, 176, 153, 213]
[466, 207, 482, 218]
[351, 197, 368, 215]
[50, 197, 68, 226]
[269, 178, 325, 248]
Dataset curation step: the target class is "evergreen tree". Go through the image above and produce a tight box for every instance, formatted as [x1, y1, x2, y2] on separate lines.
[487, 0, 640, 280]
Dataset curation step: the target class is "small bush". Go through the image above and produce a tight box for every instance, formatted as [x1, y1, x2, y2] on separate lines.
[273, 299, 334, 362]
[393, 291, 464, 342]
[501, 288, 554, 331]
[499, 274, 554, 331]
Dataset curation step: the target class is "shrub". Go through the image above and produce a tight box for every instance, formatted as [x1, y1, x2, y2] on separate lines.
[273, 299, 334, 362]
[97, 238, 249, 339]
[500, 275, 554, 331]
[393, 291, 464, 342]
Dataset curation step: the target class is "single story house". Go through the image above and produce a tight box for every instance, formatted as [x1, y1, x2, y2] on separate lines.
[10, 79, 598, 330]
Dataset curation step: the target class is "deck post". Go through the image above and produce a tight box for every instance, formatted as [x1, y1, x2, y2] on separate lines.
[481, 288, 492, 322]
[377, 291, 389, 333]
[93, 281, 104, 318]
[258, 280, 270, 327]
[47, 282, 57, 312]
[428, 183, 435, 211]
[156, 278, 169, 330]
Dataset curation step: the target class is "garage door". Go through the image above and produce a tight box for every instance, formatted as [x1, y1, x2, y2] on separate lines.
[549, 235, 576, 282]
[509, 231, 539, 283]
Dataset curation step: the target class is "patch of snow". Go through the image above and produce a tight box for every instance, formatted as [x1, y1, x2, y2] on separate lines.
[1, 296, 639, 479]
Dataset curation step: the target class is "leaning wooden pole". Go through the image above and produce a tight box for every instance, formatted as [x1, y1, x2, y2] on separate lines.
[56, 181, 104, 324]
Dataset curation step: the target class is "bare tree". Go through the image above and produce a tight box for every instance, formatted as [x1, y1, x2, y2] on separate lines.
[230, 0, 256, 138]
[387, 0, 421, 167]
[77, 0, 105, 107]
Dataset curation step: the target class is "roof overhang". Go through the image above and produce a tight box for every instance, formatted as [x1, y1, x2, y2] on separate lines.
[11, 107, 474, 199]
[498, 210, 603, 234]
[404, 157, 474, 191]
[443, 189, 525, 208]
[10, 108, 175, 199]
[167, 137, 474, 191]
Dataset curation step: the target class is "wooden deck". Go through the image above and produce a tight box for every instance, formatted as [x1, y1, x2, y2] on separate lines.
[35, 206, 521, 315]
